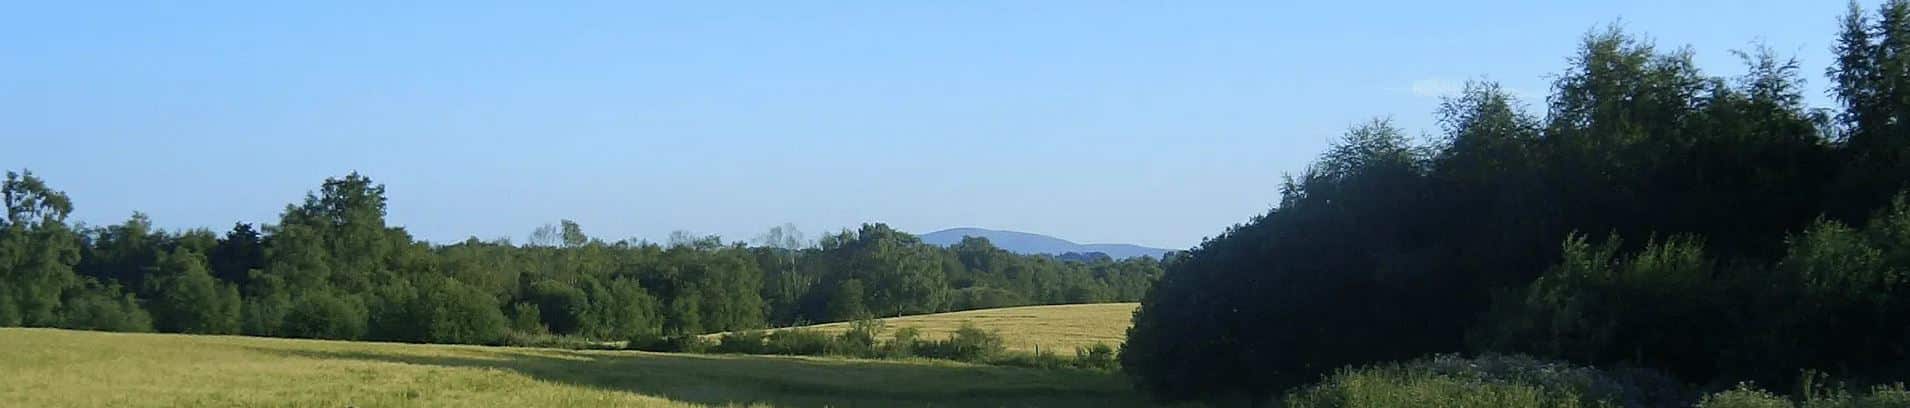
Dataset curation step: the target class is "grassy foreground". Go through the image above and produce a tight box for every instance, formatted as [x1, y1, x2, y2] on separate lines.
[736, 303, 1138, 353]
[0, 328, 1145, 407]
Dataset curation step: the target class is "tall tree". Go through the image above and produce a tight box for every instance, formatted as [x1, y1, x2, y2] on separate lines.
[0, 170, 82, 326]
[147, 247, 242, 334]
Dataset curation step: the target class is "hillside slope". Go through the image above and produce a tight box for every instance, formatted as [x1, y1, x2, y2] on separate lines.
[918, 228, 1173, 259]
[732, 303, 1140, 353]
[0, 328, 1142, 407]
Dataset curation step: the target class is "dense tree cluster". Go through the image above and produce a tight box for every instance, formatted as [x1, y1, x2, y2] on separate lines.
[1126, 2, 1910, 402]
[0, 173, 1162, 347]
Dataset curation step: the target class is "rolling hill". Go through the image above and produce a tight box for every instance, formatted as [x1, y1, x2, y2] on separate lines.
[918, 228, 1174, 260]
[716, 303, 1140, 353]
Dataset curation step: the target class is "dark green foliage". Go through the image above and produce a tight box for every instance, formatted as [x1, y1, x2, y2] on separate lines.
[383, 276, 509, 345]
[916, 323, 1005, 362]
[632, 334, 715, 353]
[508, 302, 545, 334]
[0, 164, 1151, 363]
[1125, 9, 1910, 403]
[57, 279, 152, 332]
[1282, 354, 1685, 408]
[580, 277, 661, 341]
[498, 332, 616, 350]
[240, 292, 290, 336]
[146, 248, 241, 334]
[763, 328, 837, 356]
[947, 286, 1028, 311]
[1473, 234, 1731, 380]
[880, 326, 922, 358]
[1479, 197, 1910, 388]
[208, 223, 264, 288]
[713, 330, 768, 354]
[1697, 382, 1910, 408]
[0, 170, 82, 327]
[525, 280, 588, 335]
[281, 292, 367, 340]
[834, 318, 885, 357]
[992, 348, 1073, 370]
[1073, 343, 1118, 371]
[827, 279, 870, 321]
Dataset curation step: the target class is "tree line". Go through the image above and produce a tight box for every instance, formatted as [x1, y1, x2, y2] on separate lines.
[1126, 1, 1910, 403]
[0, 172, 1162, 347]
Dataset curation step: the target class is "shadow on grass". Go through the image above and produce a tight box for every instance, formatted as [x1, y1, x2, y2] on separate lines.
[254, 346, 1147, 408]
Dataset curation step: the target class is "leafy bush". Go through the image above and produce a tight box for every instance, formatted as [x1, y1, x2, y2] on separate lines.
[147, 248, 243, 334]
[630, 334, 714, 353]
[915, 322, 1005, 362]
[762, 328, 835, 355]
[1693, 382, 1910, 408]
[1799, 383, 1910, 408]
[879, 326, 922, 358]
[834, 319, 885, 357]
[499, 331, 618, 350]
[1283, 354, 1683, 408]
[525, 280, 588, 335]
[948, 287, 1030, 311]
[1697, 384, 1791, 408]
[508, 302, 545, 335]
[992, 348, 1072, 370]
[713, 330, 767, 354]
[1473, 234, 1734, 381]
[412, 277, 508, 345]
[281, 292, 367, 340]
[57, 280, 152, 332]
[1073, 343, 1118, 371]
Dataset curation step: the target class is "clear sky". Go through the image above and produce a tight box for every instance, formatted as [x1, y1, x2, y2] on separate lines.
[0, 0, 1861, 249]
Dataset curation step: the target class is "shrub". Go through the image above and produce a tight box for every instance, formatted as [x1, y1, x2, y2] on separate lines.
[763, 328, 835, 355]
[917, 322, 1004, 362]
[1800, 383, 1910, 408]
[58, 280, 152, 332]
[1698, 384, 1791, 408]
[993, 348, 1072, 370]
[948, 287, 1030, 311]
[500, 332, 617, 350]
[1283, 354, 1683, 408]
[281, 292, 367, 340]
[1472, 234, 1736, 382]
[1073, 343, 1118, 371]
[508, 302, 545, 335]
[713, 330, 767, 354]
[835, 319, 885, 357]
[240, 292, 291, 336]
[1691, 381, 1910, 408]
[880, 326, 923, 358]
[147, 249, 243, 335]
[414, 278, 508, 345]
[632, 334, 714, 353]
[525, 280, 588, 335]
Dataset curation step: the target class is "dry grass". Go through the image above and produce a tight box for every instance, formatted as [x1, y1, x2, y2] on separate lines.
[0, 328, 1145, 407]
[732, 303, 1139, 353]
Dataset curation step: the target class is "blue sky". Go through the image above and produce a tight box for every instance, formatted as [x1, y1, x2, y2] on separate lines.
[0, 1, 1859, 249]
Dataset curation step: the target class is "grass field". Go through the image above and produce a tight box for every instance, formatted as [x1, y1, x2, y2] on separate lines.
[0, 328, 1146, 407]
[730, 303, 1139, 353]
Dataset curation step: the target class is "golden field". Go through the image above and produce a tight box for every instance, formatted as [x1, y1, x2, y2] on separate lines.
[729, 303, 1140, 353]
[0, 328, 1146, 407]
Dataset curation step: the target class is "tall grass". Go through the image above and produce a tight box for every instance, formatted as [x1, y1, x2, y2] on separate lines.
[1698, 383, 1910, 408]
[1280, 354, 1684, 408]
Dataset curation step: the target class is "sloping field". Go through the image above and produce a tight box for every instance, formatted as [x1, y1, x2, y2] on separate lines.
[748, 303, 1139, 353]
[0, 328, 1144, 407]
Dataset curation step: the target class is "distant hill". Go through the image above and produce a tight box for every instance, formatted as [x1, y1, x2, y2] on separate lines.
[917, 227, 1174, 260]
